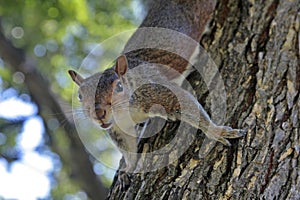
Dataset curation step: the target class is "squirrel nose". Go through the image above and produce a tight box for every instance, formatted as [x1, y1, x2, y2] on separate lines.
[95, 103, 106, 119]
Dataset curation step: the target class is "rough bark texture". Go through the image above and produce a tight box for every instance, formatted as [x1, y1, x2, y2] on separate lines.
[108, 0, 300, 199]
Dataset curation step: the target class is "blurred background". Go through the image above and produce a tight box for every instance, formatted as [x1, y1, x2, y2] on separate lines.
[0, 0, 144, 199]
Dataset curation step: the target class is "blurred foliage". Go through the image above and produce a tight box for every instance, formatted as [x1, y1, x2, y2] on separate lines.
[0, 0, 143, 101]
[0, 0, 143, 199]
[0, 117, 24, 165]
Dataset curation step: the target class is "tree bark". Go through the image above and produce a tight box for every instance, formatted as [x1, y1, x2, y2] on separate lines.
[108, 0, 300, 199]
[0, 24, 108, 200]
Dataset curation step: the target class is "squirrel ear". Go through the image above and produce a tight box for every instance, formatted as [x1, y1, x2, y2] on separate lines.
[68, 70, 84, 86]
[115, 55, 128, 77]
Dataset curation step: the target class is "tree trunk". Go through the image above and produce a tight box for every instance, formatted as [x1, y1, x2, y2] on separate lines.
[107, 0, 300, 199]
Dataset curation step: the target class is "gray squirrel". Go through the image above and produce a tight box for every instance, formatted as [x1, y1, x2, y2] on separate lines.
[69, 0, 245, 173]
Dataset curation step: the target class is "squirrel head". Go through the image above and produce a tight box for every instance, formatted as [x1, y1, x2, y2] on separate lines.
[68, 55, 129, 129]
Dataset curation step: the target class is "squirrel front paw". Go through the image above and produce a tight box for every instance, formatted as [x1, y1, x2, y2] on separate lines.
[118, 172, 131, 191]
[206, 125, 247, 146]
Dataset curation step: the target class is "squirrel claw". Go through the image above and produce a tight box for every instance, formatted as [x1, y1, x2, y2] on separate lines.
[220, 127, 247, 138]
[207, 126, 247, 146]
[217, 137, 232, 146]
[118, 172, 131, 191]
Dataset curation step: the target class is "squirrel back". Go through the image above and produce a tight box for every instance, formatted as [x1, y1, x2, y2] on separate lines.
[140, 0, 215, 40]
[123, 0, 216, 81]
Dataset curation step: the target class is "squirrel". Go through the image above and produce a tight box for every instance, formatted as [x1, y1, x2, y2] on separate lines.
[69, 0, 245, 174]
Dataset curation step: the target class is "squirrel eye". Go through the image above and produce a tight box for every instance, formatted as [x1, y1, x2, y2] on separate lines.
[78, 92, 83, 102]
[115, 81, 123, 93]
